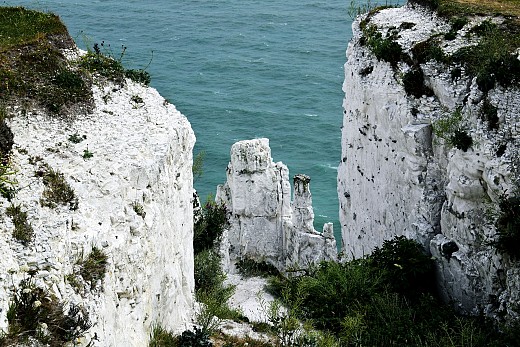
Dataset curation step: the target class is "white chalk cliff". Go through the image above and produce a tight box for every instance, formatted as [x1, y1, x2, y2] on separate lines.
[217, 138, 337, 273]
[339, 3, 520, 319]
[0, 50, 195, 345]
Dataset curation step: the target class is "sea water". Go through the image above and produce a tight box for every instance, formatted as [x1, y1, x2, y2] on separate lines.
[1, 0, 404, 244]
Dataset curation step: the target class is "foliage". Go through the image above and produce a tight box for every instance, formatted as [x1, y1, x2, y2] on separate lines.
[0, 7, 68, 49]
[480, 98, 499, 131]
[78, 247, 108, 289]
[432, 107, 473, 151]
[411, 37, 446, 64]
[402, 67, 434, 98]
[0, 161, 16, 201]
[194, 250, 241, 324]
[347, 0, 401, 19]
[267, 235, 513, 346]
[369, 235, 435, 297]
[493, 195, 520, 259]
[68, 132, 86, 144]
[360, 24, 404, 67]
[193, 151, 206, 181]
[177, 327, 212, 347]
[79, 43, 152, 86]
[4, 276, 91, 346]
[5, 204, 34, 246]
[40, 164, 79, 210]
[131, 200, 146, 218]
[193, 199, 228, 255]
[149, 325, 178, 347]
[235, 257, 280, 278]
[82, 147, 94, 159]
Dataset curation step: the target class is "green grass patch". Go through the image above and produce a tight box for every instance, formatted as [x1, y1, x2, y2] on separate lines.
[5, 204, 33, 245]
[0, 7, 68, 50]
[40, 164, 78, 210]
[78, 247, 108, 290]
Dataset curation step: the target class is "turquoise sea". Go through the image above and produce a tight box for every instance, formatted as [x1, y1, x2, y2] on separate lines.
[2, 0, 403, 243]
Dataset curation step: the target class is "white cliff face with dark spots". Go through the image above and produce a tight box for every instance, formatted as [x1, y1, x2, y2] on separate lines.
[217, 138, 336, 273]
[0, 49, 195, 346]
[339, 4, 520, 319]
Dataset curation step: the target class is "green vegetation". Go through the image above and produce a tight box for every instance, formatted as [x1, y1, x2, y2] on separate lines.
[194, 199, 228, 254]
[432, 107, 473, 152]
[0, 276, 91, 346]
[193, 151, 206, 182]
[0, 161, 16, 200]
[235, 257, 280, 278]
[5, 204, 34, 246]
[266, 236, 519, 346]
[68, 132, 86, 144]
[78, 247, 108, 289]
[131, 200, 146, 218]
[360, 24, 404, 67]
[493, 195, 520, 259]
[402, 67, 434, 98]
[148, 325, 212, 347]
[40, 164, 79, 210]
[79, 42, 151, 86]
[82, 147, 94, 159]
[0, 7, 93, 115]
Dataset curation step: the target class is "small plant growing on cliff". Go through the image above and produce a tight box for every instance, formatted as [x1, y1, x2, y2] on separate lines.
[6, 204, 34, 246]
[82, 147, 94, 159]
[5, 275, 91, 345]
[40, 165, 78, 210]
[149, 325, 177, 347]
[68, 132, 86, 144]
[131, 200, 146, 218]
[0, 162, 17, 201]
[193, 151, 206, 182]
[360, 24, 404, 67]
[432, 107, 473, 151]
[193, 198, 228, 254]
[78, 247, 108, 290]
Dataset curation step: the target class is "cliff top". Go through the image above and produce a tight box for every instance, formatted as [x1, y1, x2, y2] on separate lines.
[415, 0, 520, 25]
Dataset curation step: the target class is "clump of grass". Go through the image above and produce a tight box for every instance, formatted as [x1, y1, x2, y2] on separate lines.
[4, 276, 91, 346]
[82, 147, 94, 160]
[78, 247, 108, 290]
[360, 24, 404, 67]
[432, 107, 473, 152]
[149, 325, 178, 347]
[131, 201, 146, 218]
[68, 132, 86, 144]
[0, 161, 16, 201]
[5, 204, 33, 246]
[40, 165, 78, 210]
[411, 37, 447, 64]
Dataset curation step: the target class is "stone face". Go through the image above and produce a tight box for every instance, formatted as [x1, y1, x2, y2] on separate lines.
[339, 4, 520, 319]
[217, 138, 336, 272]
[0, 56, 195, 345]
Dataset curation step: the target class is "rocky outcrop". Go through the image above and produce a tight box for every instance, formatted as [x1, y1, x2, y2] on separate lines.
[339, 4, 520, 319]
[217, 138, 336, 272]
[0, 52, 195, 344]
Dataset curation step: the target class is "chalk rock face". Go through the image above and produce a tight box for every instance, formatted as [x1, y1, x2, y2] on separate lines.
[0, 75, 195, 344]
[339, 4, 520, 319]
[217, 139, 336, 272]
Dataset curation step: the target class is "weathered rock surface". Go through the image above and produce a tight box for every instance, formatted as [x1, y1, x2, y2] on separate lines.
[217, 138, 336, 272]
[0, 51, 195, 345]
[339, 4, 519, 319]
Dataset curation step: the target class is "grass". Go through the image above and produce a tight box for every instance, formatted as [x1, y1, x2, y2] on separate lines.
[0, 7, 93, 115]
[5, 204, 33, 245]
[78, 247, 108, 289]
[40, 164, 78, 210]
[0, 7, 68, 50]
[436, 0, 520, 20]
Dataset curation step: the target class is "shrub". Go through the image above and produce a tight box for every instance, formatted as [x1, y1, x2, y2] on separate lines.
[481, 98, 499, 131]
[125, 69, 151, 85]
[193, 199, 228, 255]
[402, 67, 434, 98]
[40, 165, 78, 210]
[177, 327, 212, 347]
[5, 276, 91, 346]
[411, 38, 446, 64]
[432, 107, 473, 151]
[149, 325, 178, 347]
[0, 162, 16, 201]
[361, 24, 404, 67]
[78, 247, 108, 289]
[493, 195, 520, 259]
[5, 204, 34, 246]
[235, 257, 280, 278]
[79, 51, 126, 85]
[368, 236, 435, 298]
